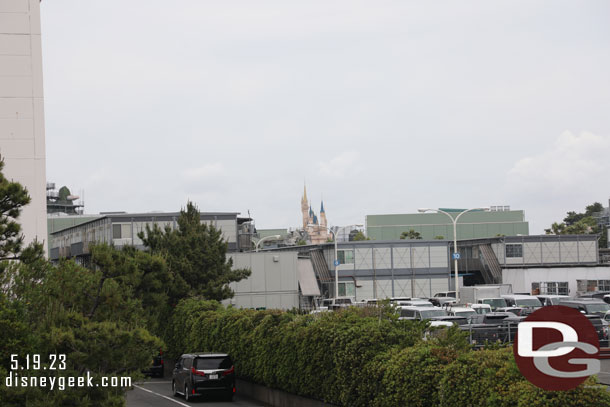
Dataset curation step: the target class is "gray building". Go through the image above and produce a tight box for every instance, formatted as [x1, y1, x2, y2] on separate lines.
[454, 235, 606, 296]
[50, 211, 254, 262]
[225, 240, 455, 309]
[226, 234, 607, 310]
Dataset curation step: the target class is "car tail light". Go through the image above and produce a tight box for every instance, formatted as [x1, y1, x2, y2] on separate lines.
[223, 366, 235, 376]
[233, 386, 236, 393]
[191, 367, 205, 376]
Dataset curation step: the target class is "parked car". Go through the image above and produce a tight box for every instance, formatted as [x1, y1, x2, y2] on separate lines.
[470, 304, 492, 314]
[445, 306, 477, 321]
[142, 350, 164, 378]
[496, 306, 525, 316]
[536, 294, 569, 306]
[429, 297, 457, 307]
[320, 297, 355, 310]
[433, 291, 456, 298]
[577, 291, 610, 301]
[559, 299, 610, 317]
[397, 306, 448, 321]
[501, 295, 542, 309]
[477, 298, 508, 311]
[430, 315, 469, 326]
[584, 315, 609, 347]
[395, 300, 434, 307]
[172, 353, 235, 401]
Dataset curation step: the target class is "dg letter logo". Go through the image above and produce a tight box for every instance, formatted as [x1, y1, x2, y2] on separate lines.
[514, 305, 600, 391]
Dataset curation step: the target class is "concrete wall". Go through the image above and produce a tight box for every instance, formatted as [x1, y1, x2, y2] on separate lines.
[502, 266, 610, 296]
[225, 252, 300, 309]
[0, 0, 47, 251]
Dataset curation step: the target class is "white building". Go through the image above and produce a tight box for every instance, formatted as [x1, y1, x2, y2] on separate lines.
[0, 0, 47, 251]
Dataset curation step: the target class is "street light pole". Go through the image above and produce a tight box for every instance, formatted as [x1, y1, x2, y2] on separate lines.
[331, 229, 338, 298]
[418, 207, 489, 302]
[255, 234, 282, 252]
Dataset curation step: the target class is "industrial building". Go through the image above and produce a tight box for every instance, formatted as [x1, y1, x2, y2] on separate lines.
[366, 207, 528, 241]
[49, 211, 254, 263]
[225, 234, 608, 310]
[225, 240, 455, 310]
[0, 0, 48, 251]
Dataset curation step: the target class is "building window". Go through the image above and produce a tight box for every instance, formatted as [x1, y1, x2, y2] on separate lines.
[533, 282, 569, 295]
[338, 282, 355, 297]
[599, 280, 610, 291]
[112, 224, 121, 239]
[337, 249, 354, 265]
[577, 279, 610, 292]
[505, 244, 523, 258]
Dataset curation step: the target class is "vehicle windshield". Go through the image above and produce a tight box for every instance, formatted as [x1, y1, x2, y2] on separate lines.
[545, 297, 562, 305]
[482, 299, 507, 309]
[585, 304, 610, 313]
[194, 357, 232, 370]
[420, 310, 448, 319]
[335, 298, 352, 305]
[474, 307, 490, 314]
[515, 298, 542, 307]
[400, 309, 414, 318]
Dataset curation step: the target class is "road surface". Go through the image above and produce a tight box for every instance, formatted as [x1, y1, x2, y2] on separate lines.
[126, 379, 268, 407]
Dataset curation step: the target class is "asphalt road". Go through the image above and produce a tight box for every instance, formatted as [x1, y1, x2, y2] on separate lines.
[126, 379, 268, 407]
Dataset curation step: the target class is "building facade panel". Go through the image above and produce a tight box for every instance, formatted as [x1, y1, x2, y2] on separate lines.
[429, 245, 449, 268]
[393, 246, 411, 269]
[502, 266, 610, 296]
[523, 241, 541, 264]
[1, 0, 47, 252]
[411, 246, 430, 268]
[373, 247, 391, 270]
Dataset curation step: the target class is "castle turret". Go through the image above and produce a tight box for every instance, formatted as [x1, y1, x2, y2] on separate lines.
[301, 184, 309, 229]
[320, 200, 327, 227]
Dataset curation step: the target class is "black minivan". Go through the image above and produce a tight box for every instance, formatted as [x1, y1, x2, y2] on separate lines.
[172, 353, 235, 401]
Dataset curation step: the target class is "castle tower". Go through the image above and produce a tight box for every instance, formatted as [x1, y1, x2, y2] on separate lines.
[320, 200, 327, 228]
[301, 184, 309, 229]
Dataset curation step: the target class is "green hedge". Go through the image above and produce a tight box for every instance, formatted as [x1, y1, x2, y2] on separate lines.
[165, 300, 610, 407]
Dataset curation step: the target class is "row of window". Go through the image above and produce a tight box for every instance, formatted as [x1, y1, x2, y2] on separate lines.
[577, 279, 610, 292]
[531, 281, 568, 295]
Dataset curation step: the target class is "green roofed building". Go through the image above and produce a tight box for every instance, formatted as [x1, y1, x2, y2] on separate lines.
[366, 207, 529, 241]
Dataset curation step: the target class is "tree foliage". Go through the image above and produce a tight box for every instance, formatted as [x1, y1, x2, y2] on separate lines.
[139, 201, 250, 302]
[0, 164, 163, 406]
[545, 202, 607, 247]
[351, 231, 369, 241]
[400, 229, 422, 240]
[0, 157, 31, 261]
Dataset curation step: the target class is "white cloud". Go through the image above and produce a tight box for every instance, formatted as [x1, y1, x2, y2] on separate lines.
[182, 163, 225, 179]
[507, 131, 609, 195]
[317, 151, 361, 178]
[505, 131, 610, 233]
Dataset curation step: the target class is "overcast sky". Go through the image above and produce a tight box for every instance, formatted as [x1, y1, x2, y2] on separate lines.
[41, 1, 610, 233]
